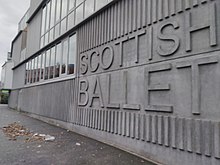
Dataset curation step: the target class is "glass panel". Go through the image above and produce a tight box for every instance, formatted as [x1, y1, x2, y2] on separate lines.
[40, 36, 45, 48]
[41, 6, 46, 35]
[61, 18, 67, 34]
[50, 0, 56, 28]
[61, 39, 68, 74]
[67, 11, 75, 30]
[55, 23, 60, 38]
[55, 43, 62, 77]
[76, 0, 84, 6]
[29, 61, 32, 83]
[75, 4, 84, 24]
[49, 28, 54, 43]
[25, 62, 29, 84]
[45, 32, 49, 46]
[50, 46, 56, 79]
[45, 49, 51, 80]
[31, 59, 34, 83]
[69, 0, 75, 11]
[37, 55, 41, 82]
[85, 0, 94, 18]
[68, 34, 76, 74]
[56, 0, 61, 22]
[61, 0, 68, 19]
[95, 0, 108, 11]
[41, 53, 45, 80]
[46, 1, 51, 31]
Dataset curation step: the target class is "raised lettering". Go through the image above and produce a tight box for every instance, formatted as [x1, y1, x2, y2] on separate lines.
[157, 21, 180, 56]
[90, 76, 104, 108]
[78, 79, 89, 106]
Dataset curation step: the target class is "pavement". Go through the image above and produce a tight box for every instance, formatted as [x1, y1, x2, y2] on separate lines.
[0, 105, 156, 165]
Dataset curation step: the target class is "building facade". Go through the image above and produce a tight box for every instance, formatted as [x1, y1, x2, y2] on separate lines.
[9, 0, 220, 164]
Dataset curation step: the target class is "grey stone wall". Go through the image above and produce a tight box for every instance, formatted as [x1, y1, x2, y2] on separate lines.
[75, 0, 220, 164]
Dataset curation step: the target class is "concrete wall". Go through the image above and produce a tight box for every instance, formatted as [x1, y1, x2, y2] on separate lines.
[10, 0, 220, 165]
[26, 11, 41, 58]
[75, 0, 220, 164]
[8, 90, 19, 109]
[12, 64, 25, 89]
[12, 34, 22, 66]
[17, 79, 75, 122]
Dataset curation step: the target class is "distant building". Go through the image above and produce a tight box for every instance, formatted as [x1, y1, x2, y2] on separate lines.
[7, 0, 220, 165]
[1, 52, 13, 90]
[1, 52, 13, 103]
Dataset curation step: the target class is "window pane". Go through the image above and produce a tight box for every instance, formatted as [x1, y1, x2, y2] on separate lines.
[34, 57, 38, 83]
[25, 62, 29, 84]
[69, 0, 75, 11]
[40, 36, 45, 48]
[45, 32, 49, 45]
[41, 6, 46, 35]
[67, 11, 75, 30]
[61, 18, 67, 34]
[95, 0, 108, 11]
[68, 34, 76, 74]
[56, 0, 61, 22]
[61, 0, 68, 19]
[49, 28, 54, 43]
[45, 49, 51, 80]
[76, 0, 84, 6]
[29, 61, 32, 83]
[55, 43, 62, 77]
[50, 46, 56, 79]
[31, 59, 34, 83]
[55, 23, 60, 39]
[41, 53, 45, 80]
[75, 4, 84, 24]
[50, 0, 56, 28]
[85, 0, 94, 18]
[37, 55, 41, 82]
[46, 2, 51, 31]
[61, 39, 68, 74]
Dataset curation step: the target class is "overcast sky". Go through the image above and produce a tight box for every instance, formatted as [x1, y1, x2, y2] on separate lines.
[0, 0, 30, 78]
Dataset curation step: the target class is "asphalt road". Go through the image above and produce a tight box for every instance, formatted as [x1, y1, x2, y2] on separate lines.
[0, 105, 156, 165]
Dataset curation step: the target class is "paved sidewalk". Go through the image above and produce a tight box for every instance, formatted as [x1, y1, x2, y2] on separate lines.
[0, 105, 156, 165]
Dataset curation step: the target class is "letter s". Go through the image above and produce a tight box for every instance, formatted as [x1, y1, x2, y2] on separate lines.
[157, 21, 180, 56]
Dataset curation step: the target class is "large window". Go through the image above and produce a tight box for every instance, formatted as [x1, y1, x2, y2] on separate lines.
[50, 46, 56, 79]
[55, 42, 62, 77]
[41, 53, 45, 80]
[61, 39, 68, 74]
[25, 34, 76, 85]
[25, 62, 29, 84]
[45, 49, 51, 80]
[68, 34, 76, 74]
[40, 0, 112, 48]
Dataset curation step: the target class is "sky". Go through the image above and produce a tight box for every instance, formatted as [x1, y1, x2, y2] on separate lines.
[0, 0, 30, 78]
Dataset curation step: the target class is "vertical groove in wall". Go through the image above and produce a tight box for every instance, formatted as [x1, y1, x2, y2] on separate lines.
[186, 118, 193, 152]
[126, 112, 130, 137]
[195, 119, 202, 154]
[164, 116, 170, 147]
[177, 118, 185, 150]
[203, 120, 212, 156]
[131, 113, 135, 138]
[157, 115, 163, 145]
[145, 114, 151, 142]
[152, 115, 157, 144]
[171, 116, 177, 148]
[214, 122, 220, 158]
